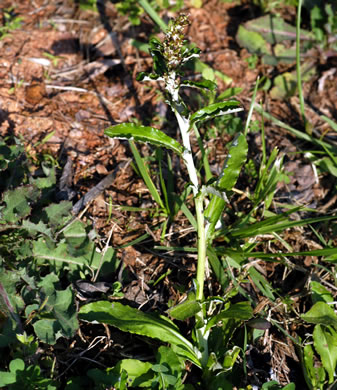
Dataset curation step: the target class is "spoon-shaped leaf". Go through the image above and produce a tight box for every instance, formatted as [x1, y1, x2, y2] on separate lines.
[313, 325, 337, 384]
[105, 123, 183, 156]
[79, 301, 201, 367]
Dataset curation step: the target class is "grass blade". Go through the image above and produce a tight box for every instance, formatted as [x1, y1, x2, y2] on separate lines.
[129, 140, 165, 210]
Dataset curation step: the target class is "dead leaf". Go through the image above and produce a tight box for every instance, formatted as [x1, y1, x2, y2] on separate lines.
[25, 82, 46, 105]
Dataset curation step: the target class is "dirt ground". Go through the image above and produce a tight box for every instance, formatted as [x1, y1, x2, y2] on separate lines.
[1, 0, 337, 387]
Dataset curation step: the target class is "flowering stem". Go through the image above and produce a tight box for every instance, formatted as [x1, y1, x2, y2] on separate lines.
[161, 13, 209, 365]
[171, 90, 208, 366]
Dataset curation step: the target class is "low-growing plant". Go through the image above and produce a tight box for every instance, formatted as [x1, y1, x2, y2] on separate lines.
[236, 0, 337, 106]
[0, 136, 121, 386]
[0, 7, 23, 40]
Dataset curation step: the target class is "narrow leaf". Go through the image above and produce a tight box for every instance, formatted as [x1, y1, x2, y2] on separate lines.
[190, 100, 242, 127]
[249, 267, 275, 301]
[138, 0, 167, 32]
[129, 141, 164, 209]
[205, 133, 248, 241]
[104, 123, 183, 156]
[180, 79, 217, 91]
[217, 87, 243, 101]
[230, 214, 337, 239]
[303, 343, 326, 389]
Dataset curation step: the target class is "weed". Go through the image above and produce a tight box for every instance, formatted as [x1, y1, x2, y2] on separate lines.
[0, 7, 23, 40]
[77, 13, 337, 388]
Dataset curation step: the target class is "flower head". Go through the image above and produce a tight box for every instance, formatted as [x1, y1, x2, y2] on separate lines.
[163, 14, 190, 71]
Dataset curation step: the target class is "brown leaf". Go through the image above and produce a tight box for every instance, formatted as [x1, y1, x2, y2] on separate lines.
[25, 82, 46, 105]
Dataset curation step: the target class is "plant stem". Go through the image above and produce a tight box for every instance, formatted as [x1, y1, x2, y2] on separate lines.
[138, 0, 167, 32]
[195, 195, 206, 301]
[171, 93, 209, 366]
[194, 194, 209, 367]
[296, 0, 310, 134]
[173, 107, 199, 195]
[172, 105, 206, 300]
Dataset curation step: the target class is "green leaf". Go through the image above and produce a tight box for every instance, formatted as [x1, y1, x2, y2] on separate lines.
[149, 41, 168, 76]
[270, 63, 316, 99]
[311, 281, 334, 304]
[315, 156, 337, 177]
[30, 163, 56, 189]
[79, 301, 201, 367]
[138, 0, 167, 32]
[42, 201, 72, 228]
[129, 140, 165, 209]
[157, 345, 183, 377]
[243, 14, 313, 44]
[223, 345, 241, 371]
[248, 267, 275, 301]
[114, 359, 153, 387]
[0, 359, 25, 387]
[205, 133, 248, 241]
[0, 371, 16, 387]
[207, 247, 228, 289]
[190, 100, 242, 127]
[2, 185, 40, 223]
[9, 357, 24, 372]
[136, 71, 163, 81]
[104, 123, 183, 156]
[206, 301, 253, 331]
[229, 213, 337, 240]
[167, 293, 201, 321]
[21, 220, 52, 238]
[180, 79, 217, 91]
[53, 288, 79, 337]
[214, 133, 248, 192]
[320, 115, 337, 132]
[302, 302, 337, 329]
[262, 381, 296, 390]
[236, 25, 270, 55]
[253, 149, 285, 209]
[215, 246, 337, 263]
[64, 220, 88, 248]
[217, 87, 243, 101]
[33, 319, 60, 345]
[282, 383, 296, 390]
[33, 276, 79, 344]
[38, 273, 59, 296]
[313, 325, 337, 384]
[0, 270, 24, 347]
[207, 372, 233, 390]
[303, 344, 326, 390]
[33, 237, 106, 270]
